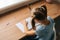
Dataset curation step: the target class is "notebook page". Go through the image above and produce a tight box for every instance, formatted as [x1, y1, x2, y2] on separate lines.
[25, 17, 32, 30]
[16, 22, 25, 33]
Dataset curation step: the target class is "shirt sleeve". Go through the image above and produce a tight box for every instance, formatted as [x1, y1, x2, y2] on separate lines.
[48, 16, 55, 23]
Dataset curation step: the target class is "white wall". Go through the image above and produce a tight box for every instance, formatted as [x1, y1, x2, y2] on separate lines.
[0, 0, 38, 14]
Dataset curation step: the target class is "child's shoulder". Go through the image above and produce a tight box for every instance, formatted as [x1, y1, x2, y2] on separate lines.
[47, 16, 54, 23]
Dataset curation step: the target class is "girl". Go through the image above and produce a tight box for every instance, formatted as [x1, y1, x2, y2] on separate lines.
[23, 5, 55, 40]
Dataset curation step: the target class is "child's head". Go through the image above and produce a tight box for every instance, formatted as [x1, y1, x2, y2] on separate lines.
[32, 5, 47, 21]
[31, 5, 47, 28]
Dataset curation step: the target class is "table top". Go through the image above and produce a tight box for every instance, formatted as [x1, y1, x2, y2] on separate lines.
[0, 1, 60, 40]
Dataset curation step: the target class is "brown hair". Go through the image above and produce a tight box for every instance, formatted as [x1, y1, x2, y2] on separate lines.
[31, 5, 47, 29]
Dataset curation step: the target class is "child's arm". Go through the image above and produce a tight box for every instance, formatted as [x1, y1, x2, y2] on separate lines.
[22, 20, 35, 36]
[25, 29, 35, 36]
[21, 20, 28, 32]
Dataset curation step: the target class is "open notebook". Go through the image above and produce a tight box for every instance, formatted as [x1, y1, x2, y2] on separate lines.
[16, 17, 32, 33]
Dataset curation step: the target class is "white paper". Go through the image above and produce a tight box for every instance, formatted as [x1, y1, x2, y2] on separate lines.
[16, 22, 25, 33]
[25, 17, 32, 30]
[16, 17, 32, 33]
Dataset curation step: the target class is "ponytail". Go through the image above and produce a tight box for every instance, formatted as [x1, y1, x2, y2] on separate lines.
[41, 5, 47, 17]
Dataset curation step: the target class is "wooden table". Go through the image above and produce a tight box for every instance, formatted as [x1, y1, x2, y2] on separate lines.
[0, 1, 60, 40]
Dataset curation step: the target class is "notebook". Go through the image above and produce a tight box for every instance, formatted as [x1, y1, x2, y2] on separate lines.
[16, 17, 32, 33]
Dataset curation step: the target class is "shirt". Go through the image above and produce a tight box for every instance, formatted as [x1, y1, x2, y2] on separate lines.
[35, 16, 55, 40]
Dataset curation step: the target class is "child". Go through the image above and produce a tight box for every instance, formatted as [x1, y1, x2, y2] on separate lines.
[23, 5, 55, 40]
